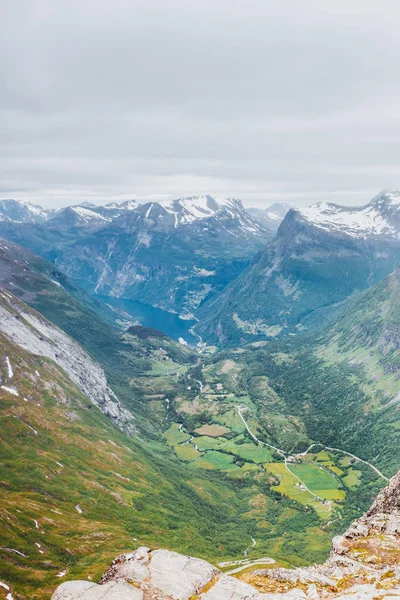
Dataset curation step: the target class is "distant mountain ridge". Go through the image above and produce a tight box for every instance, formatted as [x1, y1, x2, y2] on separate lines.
[0, 195, 286, 315]
[247, 202, 293, 232]
[0, 198, 55, 223]
[296, 190, 400, 239]
[53, 195, 272, 313]
[197, 190, 400, 344]
[0, 195, 287, 232]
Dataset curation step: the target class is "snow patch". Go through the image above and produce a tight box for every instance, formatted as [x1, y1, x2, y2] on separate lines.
[56, 570, 68, 578]
[1, 385, 18, 396]
[5, 356, 13, 378]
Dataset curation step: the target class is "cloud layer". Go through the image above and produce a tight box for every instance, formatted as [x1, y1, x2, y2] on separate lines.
[2, 0, 400, 207]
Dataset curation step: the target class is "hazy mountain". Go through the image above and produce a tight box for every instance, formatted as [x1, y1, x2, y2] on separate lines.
[247, 202, 292, 232]
[45, 204, 113, 231]
[197, 191, 400, 344]
[0, 198, 55, 223]
[0, 196, 272, 314]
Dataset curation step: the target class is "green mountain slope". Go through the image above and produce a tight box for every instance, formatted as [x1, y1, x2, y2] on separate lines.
[233, 268, 400, 476]
[0, 238, 198, 436]
[0, 320, 263, 598]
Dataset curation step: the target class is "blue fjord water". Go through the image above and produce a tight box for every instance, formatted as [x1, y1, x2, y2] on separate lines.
[93, 295, 198, 345]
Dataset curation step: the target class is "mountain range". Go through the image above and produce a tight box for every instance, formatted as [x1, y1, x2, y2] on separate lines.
[2, 190, 400, 599]
[0, 195, 284, 315]
[197, 191, 400, 343]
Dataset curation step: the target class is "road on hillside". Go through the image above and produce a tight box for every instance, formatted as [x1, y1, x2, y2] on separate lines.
[237, 406, 388, 484]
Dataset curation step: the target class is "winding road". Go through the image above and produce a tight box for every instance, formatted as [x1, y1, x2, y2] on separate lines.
[186, 369, 388, 512]
[237, 406, 326, 504]
[237, 405, 388, 505]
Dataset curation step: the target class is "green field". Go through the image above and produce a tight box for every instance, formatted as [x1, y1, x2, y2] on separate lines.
[195, 436, 225, 451]
[264, 463, 332, 518]
[343, 468, 361, 488]
[289, 464, 341, 491]
[164, 423, 190, 445]
[223, 440, 273, 463]
[189, 450, 241, 471]
[174, 443, 202, 462]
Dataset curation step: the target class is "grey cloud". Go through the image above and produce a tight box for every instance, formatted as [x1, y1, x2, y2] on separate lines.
[1, 0, 400, 207]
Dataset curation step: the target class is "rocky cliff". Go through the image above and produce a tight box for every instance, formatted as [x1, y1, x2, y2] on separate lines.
[52, 469, 400, 600]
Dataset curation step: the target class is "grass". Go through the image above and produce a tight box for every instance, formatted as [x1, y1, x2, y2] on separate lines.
[164, 423, 190, 445]
[223, 440, 274, 463]
[343, 468, 361, 488]
[174, 443, 202, 462]
[150, 359, 186, 375]
[213, 409, 246, 434]
[264, 463, 333, 519]
[289, 464, 341, 491]
[194, 436, 225, 451]
[189, 451, 241, 471]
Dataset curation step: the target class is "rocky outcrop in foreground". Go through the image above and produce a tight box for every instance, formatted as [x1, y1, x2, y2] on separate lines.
[52, 471, 400, 600]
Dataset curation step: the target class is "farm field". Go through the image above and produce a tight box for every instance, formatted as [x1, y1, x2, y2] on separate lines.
[288, 464, 345, 501]
[162, 350, 385, 545]
[195, 424, 231, 437]
[189, 450, 242, 471]
[264, 463, 333, 519]
[343, 468, 361, 488]
[164, 419, 348, 520]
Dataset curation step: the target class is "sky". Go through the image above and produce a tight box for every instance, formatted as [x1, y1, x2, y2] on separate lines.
[2, 0, 400, 209]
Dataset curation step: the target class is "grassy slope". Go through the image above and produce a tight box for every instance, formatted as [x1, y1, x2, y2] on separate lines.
[2, 330, 303, 599]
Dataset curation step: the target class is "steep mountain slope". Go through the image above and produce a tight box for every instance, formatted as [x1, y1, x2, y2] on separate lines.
[0, 237, 198, 435]
[0, 289, 133, 431]
[197, 191, 400, 344]
[248, 203, 292, 232]
[54, 196, 271, 313]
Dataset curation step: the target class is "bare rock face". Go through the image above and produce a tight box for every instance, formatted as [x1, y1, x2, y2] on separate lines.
[99, 547, 219, 600]
[52, 470, 400, 600]
[200, 574, 263, 600]
[0, 290, 135, 433]
[368, 469, 400, 516]
[52, 580, 143, 599]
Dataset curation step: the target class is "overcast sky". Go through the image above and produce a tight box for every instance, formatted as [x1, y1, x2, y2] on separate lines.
[2, 0, 400, 208]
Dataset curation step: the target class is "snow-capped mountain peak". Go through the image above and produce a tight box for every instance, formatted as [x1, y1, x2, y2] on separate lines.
[46, 205, 112, 229]
[71, 206, 111, 222]
[295, 191, 400, 239]
[264, 202, 293, 222]
[103, 200, 139, 211]
[0, 199, 53, 224]
[160, 195, 242, 226]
